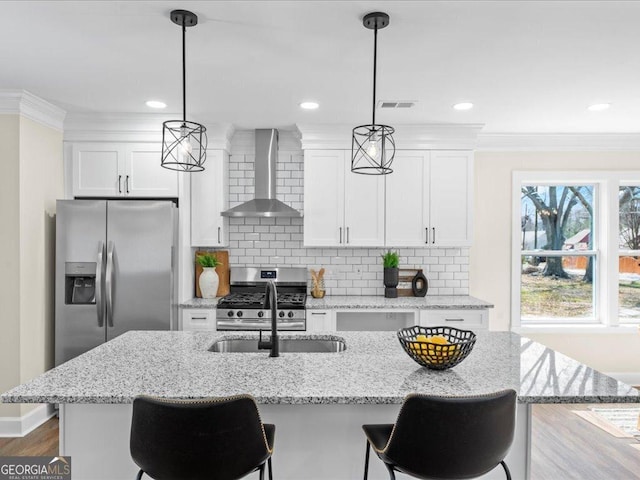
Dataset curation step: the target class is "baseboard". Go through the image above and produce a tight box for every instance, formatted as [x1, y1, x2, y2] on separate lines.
[0, 404, 56, 437]
[605, 372, 640, 388]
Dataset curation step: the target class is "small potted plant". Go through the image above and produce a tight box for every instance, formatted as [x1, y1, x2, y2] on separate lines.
[197, 253, 222, 299]
[381, 250, 400, 298]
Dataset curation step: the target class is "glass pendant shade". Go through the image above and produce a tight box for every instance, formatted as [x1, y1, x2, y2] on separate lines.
[351, 12, 395, 176]
[352, 124, 395, 175]
[161, 120, 207, 172]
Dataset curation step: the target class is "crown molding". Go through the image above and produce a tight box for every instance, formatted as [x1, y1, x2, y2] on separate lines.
[296, 123, 484, 150]
[0, 90, 66, 131]
[64, 113, 235, 150]
[477, 132, 640, 151]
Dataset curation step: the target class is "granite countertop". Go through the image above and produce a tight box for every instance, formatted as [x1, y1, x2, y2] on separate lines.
[305, 295, 493, 310]
[180, 295, 494, 310]
[2, 331, 637, 405]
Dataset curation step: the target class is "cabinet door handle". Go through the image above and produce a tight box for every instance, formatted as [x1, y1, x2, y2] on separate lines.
[191, 316, 208, 321]
[445, 318, 465, 322]
[218, 227, 221, 244]
[425, 227, 429, 244]
[125, 175, 130, 194]
[311, 312, 327, 316]
[347, 227, 350, 244]
[432, 227, 436, 244]
[118, 175, 122, 194]
[339, 227, 342, 244]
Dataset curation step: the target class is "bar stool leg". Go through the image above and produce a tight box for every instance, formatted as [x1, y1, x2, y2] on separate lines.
[500, 460, 512, 480]
[384, 463, 396, 480]
[268, 457, 273, 480]
[135, 470, 144, 480]
[258, 463, 265, 480]
[363, 440, 371, 480]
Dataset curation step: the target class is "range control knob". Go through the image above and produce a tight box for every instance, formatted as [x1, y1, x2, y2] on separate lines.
[278, 311, 285, 318]
[288, 311, 295, 318]
[227, 311, 234, 318]
[257, 311, 264, 318]
[237, 311, 243, 318]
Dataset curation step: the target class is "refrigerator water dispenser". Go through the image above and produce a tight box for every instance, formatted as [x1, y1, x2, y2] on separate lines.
[65, 262, 97, 305]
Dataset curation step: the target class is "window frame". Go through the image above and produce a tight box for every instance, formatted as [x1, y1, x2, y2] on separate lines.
[617, 180, 640, 324]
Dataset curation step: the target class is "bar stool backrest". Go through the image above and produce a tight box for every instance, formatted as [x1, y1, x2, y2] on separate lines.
[383, 389, 517, 479]
[130, 395, 272, 480]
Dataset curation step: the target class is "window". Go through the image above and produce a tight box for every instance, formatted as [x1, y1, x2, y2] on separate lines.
[519, 184, 597, 323]
[513, 172, 640, 327]
[619, 185, 640, 322]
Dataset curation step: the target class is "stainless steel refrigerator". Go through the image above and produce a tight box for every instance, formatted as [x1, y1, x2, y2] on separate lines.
[55, 200, 177, 365]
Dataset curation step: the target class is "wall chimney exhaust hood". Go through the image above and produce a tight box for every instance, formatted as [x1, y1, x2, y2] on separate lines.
[221, 129, 302, 218]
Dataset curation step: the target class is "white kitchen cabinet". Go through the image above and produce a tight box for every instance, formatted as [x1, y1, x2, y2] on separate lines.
[181, 309, 216, 331]
[72, 143, 124, 197]
[385, 150, 473, 247]
[71, 142, 178, 198]
[306, 310, 336, 331]
[419, 309, 487, 330]
[304, 150, 385, 247]
[191, 150, 229, 246]
[429, 151, 473, 247]
[385, 151, 430, 246]
[125, 144, 179, 197]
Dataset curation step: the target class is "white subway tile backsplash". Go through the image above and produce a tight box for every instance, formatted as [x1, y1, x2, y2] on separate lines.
[217, 132, 469, 296]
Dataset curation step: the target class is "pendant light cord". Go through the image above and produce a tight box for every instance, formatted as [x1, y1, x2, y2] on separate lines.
[372, 24, 378, 126]
[182, 21, 187, 124]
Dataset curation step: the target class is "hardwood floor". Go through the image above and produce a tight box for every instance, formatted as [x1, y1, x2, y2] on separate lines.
[0, 417, 58, 457]
[531, 404, 640, 480]
[1, 406, 639, 478]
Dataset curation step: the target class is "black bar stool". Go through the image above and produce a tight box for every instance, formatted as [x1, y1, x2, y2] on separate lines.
[130, 394, 275, 480]
[362, 389, 516, 480]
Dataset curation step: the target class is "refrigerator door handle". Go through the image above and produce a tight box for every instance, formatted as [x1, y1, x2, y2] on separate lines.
[105, 241, 115, 327]
[95, 242, 105, 327]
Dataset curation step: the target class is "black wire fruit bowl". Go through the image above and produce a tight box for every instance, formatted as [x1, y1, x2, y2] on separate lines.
[397, 325, 477, 370]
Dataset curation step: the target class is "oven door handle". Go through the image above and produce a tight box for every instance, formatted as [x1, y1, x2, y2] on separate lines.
[216, 320, 306, 330]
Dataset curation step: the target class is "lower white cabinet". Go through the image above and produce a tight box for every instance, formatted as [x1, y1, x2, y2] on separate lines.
[306, 310, 336, 331]
[419, 309, 487, 330]
[181, 309, 216, 331]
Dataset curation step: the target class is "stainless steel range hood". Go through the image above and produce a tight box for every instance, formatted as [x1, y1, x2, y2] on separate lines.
[221, 129, 302, 218]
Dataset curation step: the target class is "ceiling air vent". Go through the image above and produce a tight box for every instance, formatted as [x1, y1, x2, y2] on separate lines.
[378, 100, 417, 109]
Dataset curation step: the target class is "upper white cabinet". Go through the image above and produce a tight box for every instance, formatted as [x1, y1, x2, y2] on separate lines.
[125, 144, 179, 197]
[304, 148, 473, 248]
[71, 142, 178, 198]
[385, 151, 430, 246]
[304, 150, 385, 247]
[428, 150, 473, 246]
[191, 149, 229, 247]
[72, 143, 124, 197]
[385, 150, 473, 247]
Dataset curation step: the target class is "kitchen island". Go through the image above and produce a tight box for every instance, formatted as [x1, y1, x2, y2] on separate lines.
[3, 330, 638, 480]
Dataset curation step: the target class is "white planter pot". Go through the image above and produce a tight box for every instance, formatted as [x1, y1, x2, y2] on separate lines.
[199, 267, 219, 299]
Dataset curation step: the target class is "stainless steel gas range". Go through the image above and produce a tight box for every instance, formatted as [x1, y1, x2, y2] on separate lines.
[216, 267, 307, 331]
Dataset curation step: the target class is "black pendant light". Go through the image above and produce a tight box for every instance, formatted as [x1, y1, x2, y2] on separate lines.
[161, 10, 207, 172]
[351, 12, 396, 175]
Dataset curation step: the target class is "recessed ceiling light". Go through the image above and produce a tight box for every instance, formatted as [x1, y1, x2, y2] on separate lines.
[146, 100, 167, 109]
[588, 103, 610, 112]
[300, 101, 319, 110]
[453, 102, 474, 111]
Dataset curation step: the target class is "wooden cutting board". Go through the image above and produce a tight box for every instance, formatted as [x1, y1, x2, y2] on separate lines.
[195, 250, 230, 298]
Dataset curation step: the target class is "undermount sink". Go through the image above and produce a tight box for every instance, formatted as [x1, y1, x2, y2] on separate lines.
[209, 337, 347, 353]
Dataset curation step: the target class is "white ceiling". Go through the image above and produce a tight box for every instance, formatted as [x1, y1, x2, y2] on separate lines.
[2, 1, 640, 133]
